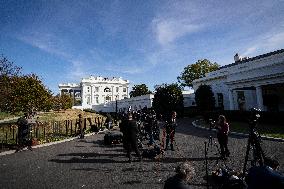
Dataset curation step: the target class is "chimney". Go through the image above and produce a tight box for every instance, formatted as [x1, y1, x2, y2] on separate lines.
[234, 53, 241, 62]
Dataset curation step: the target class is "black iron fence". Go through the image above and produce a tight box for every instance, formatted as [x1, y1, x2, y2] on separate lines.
[0, 116, 106, 151]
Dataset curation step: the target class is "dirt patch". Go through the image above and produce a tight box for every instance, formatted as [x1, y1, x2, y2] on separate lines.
[38, 109, 103, 122]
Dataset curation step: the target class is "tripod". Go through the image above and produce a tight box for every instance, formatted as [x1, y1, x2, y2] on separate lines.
[242, 114, 266, 177]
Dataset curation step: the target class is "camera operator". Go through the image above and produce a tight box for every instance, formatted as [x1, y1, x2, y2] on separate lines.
[164, 162, 195, 189]
[247, 158, 284, 189]
[215, 115, 230, 159]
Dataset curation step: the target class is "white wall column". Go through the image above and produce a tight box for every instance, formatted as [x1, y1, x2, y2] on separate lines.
[229, 89, 234, 110]
[256, 86, 264, 111]
[111, 86, 114, 101]
[90, 86, 93, 104]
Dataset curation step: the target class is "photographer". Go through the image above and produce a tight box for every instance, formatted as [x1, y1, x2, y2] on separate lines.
[215, 115, 230, 159]
[247, 158, 284, 189]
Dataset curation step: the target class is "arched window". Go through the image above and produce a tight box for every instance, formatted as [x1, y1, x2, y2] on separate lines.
[104, 87, 111, 92]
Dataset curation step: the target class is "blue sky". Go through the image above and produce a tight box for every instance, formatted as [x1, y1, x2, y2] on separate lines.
[1, 0, 284, 94]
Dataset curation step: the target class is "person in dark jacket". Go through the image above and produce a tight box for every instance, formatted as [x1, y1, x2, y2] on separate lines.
[247, 158, 284, 189]
[164, 162, 195, 189]
[16, 113, 32, 152]
[165, 111, 177, 151]
[78, 114, 84, 139]
[215, 115, 230, 158]
[121, 112, 142, 162]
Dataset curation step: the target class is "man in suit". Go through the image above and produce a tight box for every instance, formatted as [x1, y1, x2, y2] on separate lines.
[121, 112, 142, 162]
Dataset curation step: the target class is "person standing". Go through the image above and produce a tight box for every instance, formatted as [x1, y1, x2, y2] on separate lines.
[16, 113, 32, 152]
[122, 112, 142, 162]
[165, 111, 177, 151]
[216, 115, 230, 159]
[78, 114, 84, 139]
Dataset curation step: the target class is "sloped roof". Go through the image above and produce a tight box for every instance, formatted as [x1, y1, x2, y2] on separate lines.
[219, 49, 284, 70]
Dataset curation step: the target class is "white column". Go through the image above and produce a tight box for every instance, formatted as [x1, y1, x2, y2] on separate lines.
[256, 86, 264, 111]
[90, 85, 93, 104]
[81, 85, 85, 106]
[111, 86, 114, 101]
[229, 89, 234, 110]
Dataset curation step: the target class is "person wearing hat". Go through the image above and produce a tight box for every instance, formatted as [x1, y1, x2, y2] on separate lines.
[164, 162, 195, 189]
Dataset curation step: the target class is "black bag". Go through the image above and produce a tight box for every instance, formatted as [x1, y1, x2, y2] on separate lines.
[142, 145, 162, 159]
[104, 132, 123, 145]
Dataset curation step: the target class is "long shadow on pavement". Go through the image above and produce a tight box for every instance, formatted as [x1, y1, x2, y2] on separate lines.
[49, 157, 126, 164]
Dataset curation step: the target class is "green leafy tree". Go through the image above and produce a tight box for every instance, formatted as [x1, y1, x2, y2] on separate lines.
[195, 85, 215, 111]
[52, 94, 73, 111]
[7, 74, 53, 113]
[129, 84, 151, 97]
[152, 83, 183, 117]
[60, 94, 73, 110]
[0, 56, 22, 112]
[177, 59, 219, 87]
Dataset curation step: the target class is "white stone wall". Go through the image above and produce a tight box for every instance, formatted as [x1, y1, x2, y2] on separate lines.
[92, 94, 154, 113]
[192, 50, 284, 111]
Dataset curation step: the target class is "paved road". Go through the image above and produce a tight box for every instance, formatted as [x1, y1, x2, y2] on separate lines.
[0, 118, 283, 189]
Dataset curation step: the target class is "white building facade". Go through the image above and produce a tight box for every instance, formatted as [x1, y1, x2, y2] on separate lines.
[192, 49, 284, 112]
[92, 94, 154, 113]
[59, 76, 130, 109]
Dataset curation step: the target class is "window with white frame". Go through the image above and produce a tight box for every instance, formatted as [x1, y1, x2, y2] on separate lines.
[123, 88, 126, 92]
[95, 96, 99, 104]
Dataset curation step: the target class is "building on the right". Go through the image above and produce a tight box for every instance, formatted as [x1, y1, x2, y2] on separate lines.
[192, 49, 284, 111]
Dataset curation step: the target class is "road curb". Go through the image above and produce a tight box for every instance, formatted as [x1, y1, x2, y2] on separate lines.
[192, 119, 284, 142]
[0, 132, 98, 157]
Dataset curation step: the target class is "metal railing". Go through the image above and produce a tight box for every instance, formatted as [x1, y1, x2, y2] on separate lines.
[0, 116, 106, 151]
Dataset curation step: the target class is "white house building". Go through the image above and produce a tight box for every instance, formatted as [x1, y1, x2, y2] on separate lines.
[182, 90, 196, 108]
[92, 94, 155, 113]
[59, 76, 130, 109]
[192, 49, 284, 111]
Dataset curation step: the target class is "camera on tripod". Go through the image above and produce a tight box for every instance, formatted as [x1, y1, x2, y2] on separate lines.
[209, 118, 216, 130]
[249, 108, 261, 128]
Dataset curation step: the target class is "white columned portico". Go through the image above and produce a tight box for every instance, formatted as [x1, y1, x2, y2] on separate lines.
[228, 89, 234, 110]
[111, 86, 114, 101]
[90, 85, 93, 104]
[256, 86, 264, 111]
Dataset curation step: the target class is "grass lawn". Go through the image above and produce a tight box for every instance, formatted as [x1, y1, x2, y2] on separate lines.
[0, 112, 23, 121]
[196, 119, 284, 139]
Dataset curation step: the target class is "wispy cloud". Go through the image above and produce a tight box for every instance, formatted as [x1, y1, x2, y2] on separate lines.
[242, 31, 284, 57]
[152, 18, 201, 46]
[17, 32, 71, 60]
